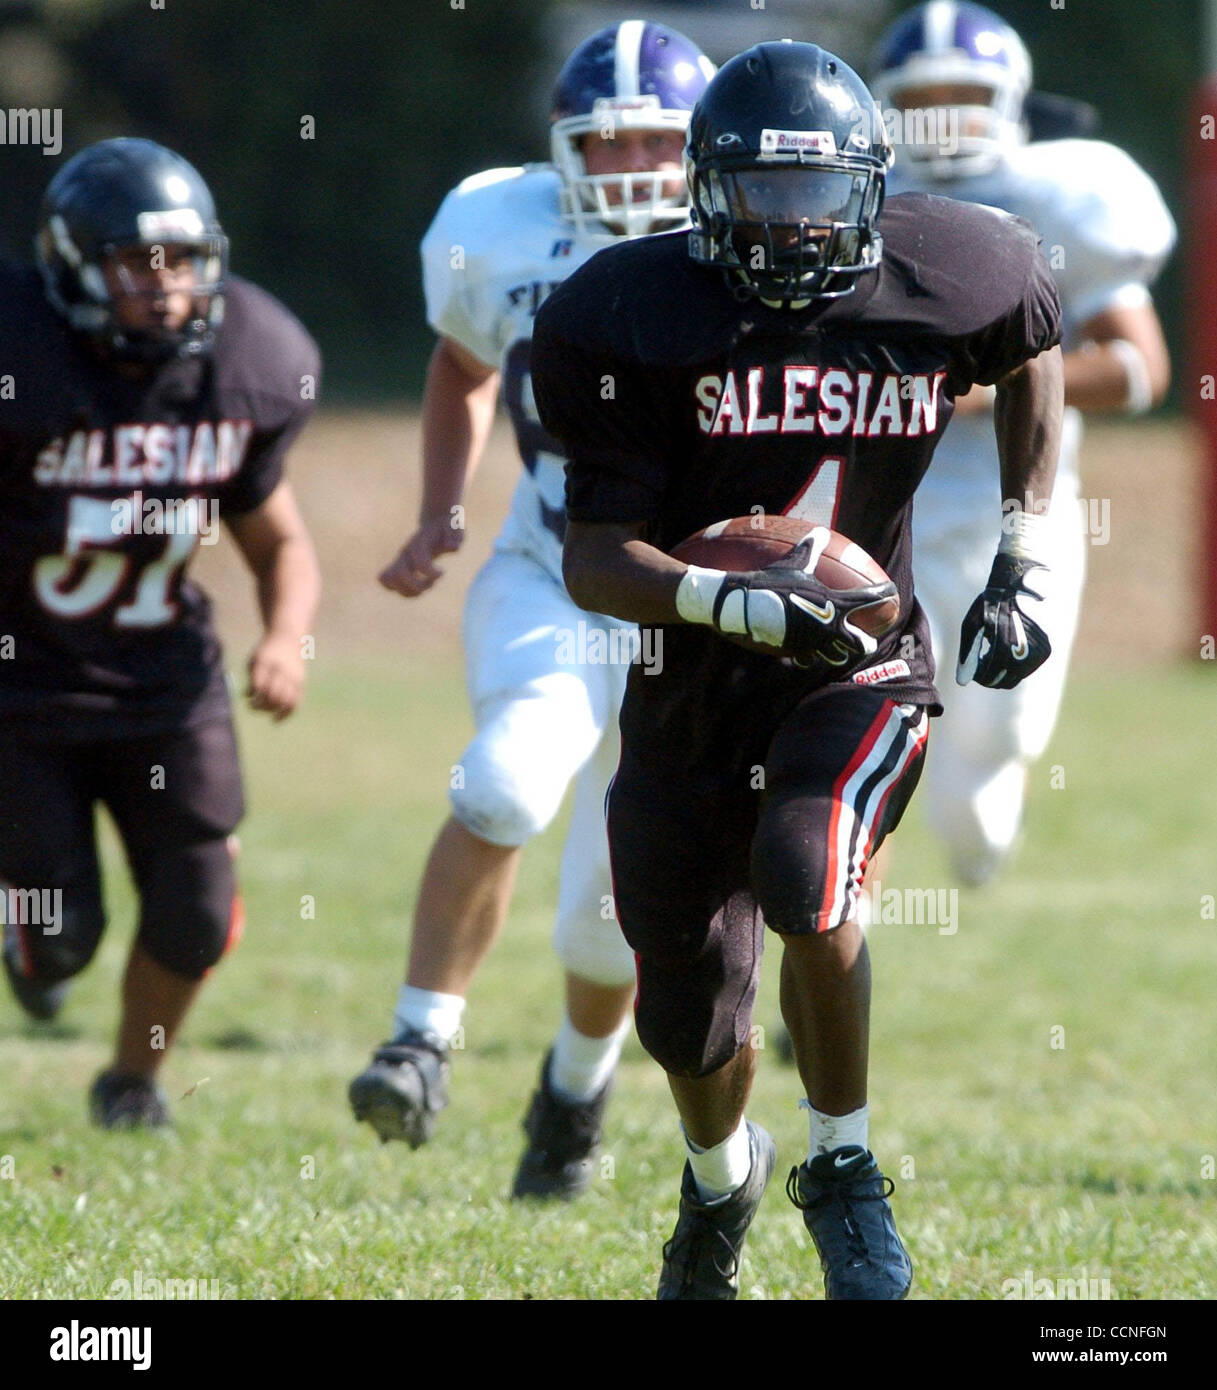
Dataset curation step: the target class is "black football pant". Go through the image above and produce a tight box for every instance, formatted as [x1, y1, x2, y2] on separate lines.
[0, 719, 245, 985]
[607, 686, 929, 1078]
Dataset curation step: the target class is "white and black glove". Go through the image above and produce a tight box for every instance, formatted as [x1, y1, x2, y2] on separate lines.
[676, 531, 896, 669]
[957, 515, 1052, 690]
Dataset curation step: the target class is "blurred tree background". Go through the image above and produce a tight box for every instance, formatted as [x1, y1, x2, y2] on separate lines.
[0, 0, 1197, 402]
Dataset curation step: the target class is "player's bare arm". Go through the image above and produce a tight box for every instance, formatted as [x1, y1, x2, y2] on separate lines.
[995, 342, 1064, 513]
[228, 479, 321, 720]
[379, 335, 499, 598]
[1064, 301, 1170, 413]
[563, 519, 686, 624]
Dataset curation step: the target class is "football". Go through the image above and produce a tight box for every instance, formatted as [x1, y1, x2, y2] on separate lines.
[670, 515, 901, 650]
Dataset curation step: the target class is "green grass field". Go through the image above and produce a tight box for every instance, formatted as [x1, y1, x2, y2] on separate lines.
[1, 657, 1214, 1301]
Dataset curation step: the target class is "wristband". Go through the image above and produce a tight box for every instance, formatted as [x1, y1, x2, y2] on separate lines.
[675, 565, 726, 626]
[1106, 337, 1154, 415]
[998, 507, 1051, 561]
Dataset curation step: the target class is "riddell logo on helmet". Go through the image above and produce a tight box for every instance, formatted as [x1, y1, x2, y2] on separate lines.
[759, 128, 837, 157]
[591, 95, 661, 116]
[136, 209, 206, 241]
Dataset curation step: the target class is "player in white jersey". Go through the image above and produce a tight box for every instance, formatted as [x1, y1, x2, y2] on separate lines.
[869, 1, 1174, 885]
[349, 22, 715, 1198]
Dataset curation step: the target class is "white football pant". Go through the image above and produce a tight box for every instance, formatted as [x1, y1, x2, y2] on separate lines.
[913, 467, 1087, 886]
[454, 548, 636, 987]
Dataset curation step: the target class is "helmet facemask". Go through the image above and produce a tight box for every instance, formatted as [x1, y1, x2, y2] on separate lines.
[39, 225, 228, 365]
[873, 69, 1027, 178]
[689, 158, 885, 305]
[552, 97, 693, 242]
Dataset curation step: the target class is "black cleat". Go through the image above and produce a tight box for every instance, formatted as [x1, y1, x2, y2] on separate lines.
[657, 1121, 776, 1301]
[787, 1145, 913, 1300]
[348, 1028, 450, 1149]
[511, 1050, 610, 1201]
[2, 940, 70, 1022]
[88, 1070, 171, 1130]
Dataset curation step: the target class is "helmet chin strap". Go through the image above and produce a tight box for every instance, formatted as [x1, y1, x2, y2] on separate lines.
[727, 263, 844, 310]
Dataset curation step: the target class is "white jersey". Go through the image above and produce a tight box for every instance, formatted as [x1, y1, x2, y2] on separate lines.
[888, 138, 1176, 525]
[422, 165, 613, 582]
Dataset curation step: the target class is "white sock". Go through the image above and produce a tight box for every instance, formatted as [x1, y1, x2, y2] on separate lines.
[685, 1119, 753, 1203]
[803, 1100, 869, 1158]
[393, 984, 465, 1045]
[549, 1013, 628, 1103]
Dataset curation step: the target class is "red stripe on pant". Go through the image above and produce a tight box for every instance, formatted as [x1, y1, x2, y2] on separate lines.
[855, 714, 929, 882]
[819, 704, 896, 924]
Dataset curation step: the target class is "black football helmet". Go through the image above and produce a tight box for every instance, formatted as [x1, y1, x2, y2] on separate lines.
[686, 41, 892, 304]
[35, 138, 228, 362]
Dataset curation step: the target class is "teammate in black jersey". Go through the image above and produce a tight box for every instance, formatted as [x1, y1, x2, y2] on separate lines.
[532, 43, 1064, 1299]
[0, 139, 321, 1128]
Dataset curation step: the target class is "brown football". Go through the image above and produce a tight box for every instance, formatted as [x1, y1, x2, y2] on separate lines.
[670, 515, 900, 654]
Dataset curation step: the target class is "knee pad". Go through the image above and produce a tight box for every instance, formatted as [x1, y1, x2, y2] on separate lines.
[633, 976, 745, 1079]
[553, 838, 636, 987]
[928, 759, 1027, 888]
[448, 727, 565, 848]
[3, 890, 106, 984]
[629, 893, 762, 1078]
[553, 910, 638, 988]
[750, 800, 828, 936]
[134, 839, 240, 980]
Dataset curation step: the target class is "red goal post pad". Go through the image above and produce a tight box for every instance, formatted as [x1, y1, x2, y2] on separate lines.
[1187, 79, 1217, 642]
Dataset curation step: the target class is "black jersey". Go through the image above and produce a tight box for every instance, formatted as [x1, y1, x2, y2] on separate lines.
[532, 193, 1061, 768]
[0, 265, 320, 738]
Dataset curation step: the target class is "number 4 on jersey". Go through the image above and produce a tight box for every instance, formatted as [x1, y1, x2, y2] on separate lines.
[784, 455, 844, 527]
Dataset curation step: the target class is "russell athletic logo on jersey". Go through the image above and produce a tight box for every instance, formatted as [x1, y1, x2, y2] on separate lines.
[695, 368, 947, 438]
[31, 420, 254, 489]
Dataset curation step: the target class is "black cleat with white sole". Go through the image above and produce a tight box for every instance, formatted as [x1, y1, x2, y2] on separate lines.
[787, 1145, 912, 1300]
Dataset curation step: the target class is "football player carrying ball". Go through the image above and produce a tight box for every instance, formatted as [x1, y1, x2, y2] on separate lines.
[534, 40, 1064, 1299]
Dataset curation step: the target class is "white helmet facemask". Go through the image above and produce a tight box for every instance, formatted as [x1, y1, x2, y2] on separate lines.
[551, 96, 694, 242]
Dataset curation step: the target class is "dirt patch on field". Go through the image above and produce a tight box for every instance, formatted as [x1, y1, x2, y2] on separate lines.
[193, 412, 1205, 673]
[1070, 418, 1205, 666]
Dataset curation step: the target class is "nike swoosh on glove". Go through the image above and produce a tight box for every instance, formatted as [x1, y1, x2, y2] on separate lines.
[956, 552, 1051, 690]
[712, 532, 898, 669]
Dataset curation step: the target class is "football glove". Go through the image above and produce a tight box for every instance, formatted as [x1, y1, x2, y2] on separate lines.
[677, 533, 897, 668]
[956, 552, 1051, 690]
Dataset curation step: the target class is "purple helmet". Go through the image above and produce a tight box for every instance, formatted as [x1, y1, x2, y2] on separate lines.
[870, 2, 1032, 177]
[550, 21, 715, 241]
